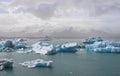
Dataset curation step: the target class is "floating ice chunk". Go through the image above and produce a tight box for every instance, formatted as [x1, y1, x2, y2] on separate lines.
[0, 59, 14, 70]
[54, 44, 61, 52]
[94, 46, 120, 53]
[109, 41, 120, 47]
[0, 39, 29, 52]
[61, 43, 78, 48]
[32, 42, 57, 55]
[16, 50, 33, 54]
[4, 40, 14, 48]
[85, 41, 120, 53]
[13, 39, 28, 49]
[84, 37, 103, 44]
[59, 43, 79, 52]
[0, 40, 14, 51]
[20, 59, 53, 68]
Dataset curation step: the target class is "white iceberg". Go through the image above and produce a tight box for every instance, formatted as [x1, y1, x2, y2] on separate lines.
[84, 37, 103, 44]
[32, 42, 57, 55]
[20, 59, 53, 68]
[85, 41, 120, 53]
[59, 42, 79, 52]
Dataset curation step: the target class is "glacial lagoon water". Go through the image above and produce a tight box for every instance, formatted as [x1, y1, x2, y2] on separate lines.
[0, 39, 120, 76]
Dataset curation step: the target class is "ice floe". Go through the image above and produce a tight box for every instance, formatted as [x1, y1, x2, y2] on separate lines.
[20, 59, 53, 68]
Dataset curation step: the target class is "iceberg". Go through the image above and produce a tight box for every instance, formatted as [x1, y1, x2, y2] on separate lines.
[78, 43, 86, 48]
[20, 59, 53, 68]
[85, 41, 120, 53]
[32, 42, 57, 55]
[13, 39, 29, 49]
[0, 40, 14, 51]
[84, 37, 103, 44]
[94, 46, 120, 53]
[4, 40, 14, 48]
[0, 39, 29, 52]
[16, 50, 33, 54]
[32, 42, 79, 54]
[0, 59, 14, 71]
[59, 42, 79, 53]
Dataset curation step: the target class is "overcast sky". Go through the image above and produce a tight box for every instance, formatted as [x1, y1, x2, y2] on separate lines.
[0, 0, 120, 38]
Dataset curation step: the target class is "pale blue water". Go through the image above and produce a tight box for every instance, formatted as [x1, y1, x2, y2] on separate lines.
[0, 39, 120, 76]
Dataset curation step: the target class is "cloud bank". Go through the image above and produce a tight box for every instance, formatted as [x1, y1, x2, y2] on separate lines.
[0, 0, 120, 38]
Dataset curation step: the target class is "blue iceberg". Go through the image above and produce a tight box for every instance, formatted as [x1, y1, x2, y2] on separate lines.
[20, 59, 53, 68]
[0, 40, 14, 51]
[85, 41, 120, 53]
[0, 39, 29, 52]
[4, 40, 14, 48]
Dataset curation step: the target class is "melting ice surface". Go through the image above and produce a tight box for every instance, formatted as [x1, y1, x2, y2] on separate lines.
[20, 59, 53, 68]
[85, 41, 120, 53]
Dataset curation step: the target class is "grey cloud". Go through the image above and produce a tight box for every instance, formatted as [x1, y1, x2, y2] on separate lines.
[6, 0, 120, 19]
[27, 3, 56, 19]
[0, 0, 120, 38]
